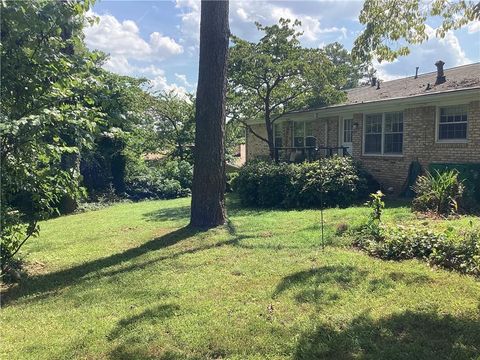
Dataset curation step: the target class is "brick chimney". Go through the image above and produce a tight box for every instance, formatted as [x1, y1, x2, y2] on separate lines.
[435, 60, 446, 85]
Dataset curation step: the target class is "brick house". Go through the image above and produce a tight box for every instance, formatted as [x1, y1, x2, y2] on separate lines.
[245, 62, 480, 193]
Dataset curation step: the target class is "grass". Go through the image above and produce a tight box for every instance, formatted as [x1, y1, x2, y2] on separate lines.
[1, 197, 479, 359]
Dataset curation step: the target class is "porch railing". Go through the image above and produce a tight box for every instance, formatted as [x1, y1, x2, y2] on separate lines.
[273, 146, 349, 163]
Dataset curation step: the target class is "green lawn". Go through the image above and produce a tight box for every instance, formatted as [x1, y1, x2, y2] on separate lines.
[1, 197, 479, 360]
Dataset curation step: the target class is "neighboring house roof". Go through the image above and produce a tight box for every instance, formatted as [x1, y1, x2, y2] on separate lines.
[345, 62, 480, 105]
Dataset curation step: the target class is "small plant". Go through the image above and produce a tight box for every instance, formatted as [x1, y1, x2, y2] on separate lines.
[335, 222, 349, 235]
[354, 217, 480, 277]
[366, 190, 385, 222]
[412, 170, 464, 216]
[360, 191, 385, 241]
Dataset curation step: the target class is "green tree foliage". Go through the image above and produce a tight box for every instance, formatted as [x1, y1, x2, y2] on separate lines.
[0, 0, 101, 271]
[81, 70, 151, 195]
[228, 19, 367, 159]
[147, 91, 196, 162]
[321, 42, 374, 89]
[225, 120, 245, 164]
[353, 0, 480, 62]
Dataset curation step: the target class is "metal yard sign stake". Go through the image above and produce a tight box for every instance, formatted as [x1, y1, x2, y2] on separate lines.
[319, 153, 325, 251]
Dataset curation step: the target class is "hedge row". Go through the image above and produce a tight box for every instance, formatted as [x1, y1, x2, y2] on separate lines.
[233, 157, 378, 208]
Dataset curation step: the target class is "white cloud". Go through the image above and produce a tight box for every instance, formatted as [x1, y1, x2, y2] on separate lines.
[150, 32, 184, 55]
[318, 26, 347, 39]
[467, 20, 480, 34]
[100, 55, 166, 78]
[174, 73, 193, 88]
[175, 0, 353, 46]
[102, 55, 136, 76]
[425, 25, 470, 66]
[373, 25, 471, 81]
[84, 11, 183, 60]
[271, 7, 321, 41]
[236, 7, 249, 22]
[84, 11, 187, 96]
[373, 60, 404, 81]
[150, 74, 188, 98]
[175, 0, 200, 44]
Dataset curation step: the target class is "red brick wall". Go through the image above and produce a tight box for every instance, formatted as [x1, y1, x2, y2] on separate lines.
[246, 100, 480, 192]
[352, 100, 480, 192]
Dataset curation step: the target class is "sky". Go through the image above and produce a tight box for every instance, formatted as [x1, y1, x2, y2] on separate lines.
[84, 0, 480, 96]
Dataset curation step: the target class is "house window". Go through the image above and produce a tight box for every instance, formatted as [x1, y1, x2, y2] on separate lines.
[274, 123, 283, 147]
[364, 114, 383, 154]
[292, 121, 316, 148]
[305, 121, 316, 147]
[364, 112, 403, 155]
[343, 118, 353, 143]
[384, 112, 403, 154]
[293, 121, 305, 147]
[438, 105, 468, 141]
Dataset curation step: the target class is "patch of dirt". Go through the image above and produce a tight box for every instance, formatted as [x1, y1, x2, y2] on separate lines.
[24, 260, 48, 276]
[259, 231, 273, 238]
[152, 228, 173, 239]
[1, 260, 48, 290]
[119, 226, 139, 232]
[414, 211, 462, 220]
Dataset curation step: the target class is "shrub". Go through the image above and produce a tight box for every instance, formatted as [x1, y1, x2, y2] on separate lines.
[126, 160, 192, 200]
[233, 157, 374, 208]
[354, 224, 480, 277]
[412, 170, 465, 216]
[233, 161, 295, 207]
[354, 193, 480, 276]
[429, 163, 480, 208]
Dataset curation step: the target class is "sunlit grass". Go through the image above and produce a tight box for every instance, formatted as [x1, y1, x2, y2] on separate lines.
[1, 196, 479, 359]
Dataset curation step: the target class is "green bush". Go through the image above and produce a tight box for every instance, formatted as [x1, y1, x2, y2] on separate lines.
[233, 161, 295, 207]
[354, 193, 480, 276]
[429, 163, 480, 207]
[126, 160, 192, 200]
[233, 157, 374, 208]
[354, 224, 480, 277]
[412, 170, 465, 215]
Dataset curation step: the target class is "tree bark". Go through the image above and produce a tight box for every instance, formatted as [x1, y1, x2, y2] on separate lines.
[190, 0, 229, 228]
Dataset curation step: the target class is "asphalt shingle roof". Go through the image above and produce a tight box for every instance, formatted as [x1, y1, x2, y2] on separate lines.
[344, 62, 480, 105]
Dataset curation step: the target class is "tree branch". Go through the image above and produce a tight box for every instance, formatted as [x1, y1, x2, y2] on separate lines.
[239, 119, 269, 144]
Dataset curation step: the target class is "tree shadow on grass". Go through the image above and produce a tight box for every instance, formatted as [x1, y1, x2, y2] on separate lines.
[108, 303, 180, 340]
[294, 310, 480, 360]
[107, 303, 187, 360]
[143, 206, 191, 222]
[142, 202, 271, 224]
[273, 265, 437, 308]
[273, 265, 368, 304]
[1, 225, 247, 306]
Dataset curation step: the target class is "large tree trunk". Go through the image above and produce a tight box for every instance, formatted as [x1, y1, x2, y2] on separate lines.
[190, 0, 229, 228]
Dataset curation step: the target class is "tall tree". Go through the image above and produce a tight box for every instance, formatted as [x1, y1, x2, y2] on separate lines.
[353, 0, 480, 62]
[228, 20, 363, 159]
[149, 91, 196, 162]
[190, 0, 229, 228]
[321, 42, 373, 89]
[0, 0, 101, 271]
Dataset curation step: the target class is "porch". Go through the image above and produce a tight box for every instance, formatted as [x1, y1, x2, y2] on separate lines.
[273, 145, 349, 163]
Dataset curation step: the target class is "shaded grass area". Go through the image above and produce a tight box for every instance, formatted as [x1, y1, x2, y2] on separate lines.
[1, 197, 479, 359]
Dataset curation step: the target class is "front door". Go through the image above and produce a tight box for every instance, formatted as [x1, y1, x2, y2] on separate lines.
[340, 118, 353, 155]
